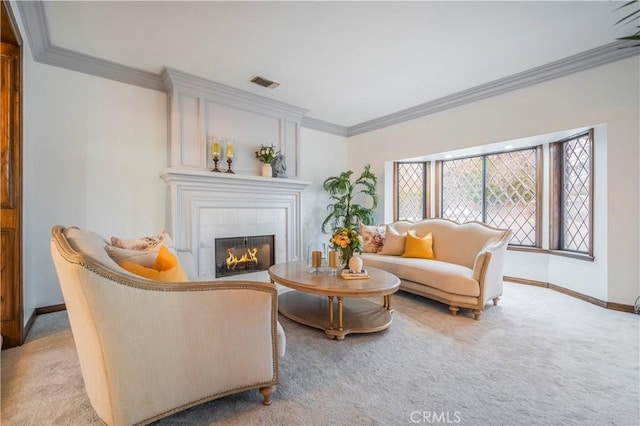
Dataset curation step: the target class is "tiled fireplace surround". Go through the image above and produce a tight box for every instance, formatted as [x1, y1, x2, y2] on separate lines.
[160, 69, 312, 278]
[161, 169, 310, 279]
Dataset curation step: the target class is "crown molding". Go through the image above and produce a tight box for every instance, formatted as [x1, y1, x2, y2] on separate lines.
[14, 0, 48, 58]
[16, 0, 164, 92]
[301, 117, 348, 137]
[347, 41, 640, 137]
[163, 67, 308, 121]
[41, 45, 164, 91]
[16, 1, 640, 137]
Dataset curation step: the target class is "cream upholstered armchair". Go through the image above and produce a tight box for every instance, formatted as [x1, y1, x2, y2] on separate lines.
[50, 226, 284, 426]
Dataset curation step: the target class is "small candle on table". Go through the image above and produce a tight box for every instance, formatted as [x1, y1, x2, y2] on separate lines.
[328, 251, 339, 268]
[211, 139, 220, 157]
[226, 141, 234, 159]
[311, 251, 322, 268]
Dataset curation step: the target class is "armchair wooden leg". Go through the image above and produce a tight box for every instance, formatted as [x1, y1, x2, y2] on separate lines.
[259, 386, 276, 406]
[492, 297, 500, 306]
[448, 306, 459, 316]
[473, 310, 481, 321]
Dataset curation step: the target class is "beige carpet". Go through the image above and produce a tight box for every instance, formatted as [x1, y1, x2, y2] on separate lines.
[2, 283, 639, 425]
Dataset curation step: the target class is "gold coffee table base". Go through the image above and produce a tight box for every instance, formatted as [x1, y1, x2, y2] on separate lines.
[269, 262, 399, 341]
[279, 291, 394, 340]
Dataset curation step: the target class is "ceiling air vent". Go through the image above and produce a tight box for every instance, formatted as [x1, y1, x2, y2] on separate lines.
[250, 76, 280, 89]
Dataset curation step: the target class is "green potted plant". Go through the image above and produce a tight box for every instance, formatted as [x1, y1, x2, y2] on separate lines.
[322, 164, 379, 267]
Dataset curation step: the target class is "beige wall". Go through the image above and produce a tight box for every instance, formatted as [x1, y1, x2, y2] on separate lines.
[348, 57, 640, 305]
[300, 128, 348, 253]
[23, 66, 168, 312]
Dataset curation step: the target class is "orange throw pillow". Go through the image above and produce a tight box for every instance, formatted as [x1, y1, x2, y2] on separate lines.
[402, 230, 434, 260]
[120, 246, 188, 282]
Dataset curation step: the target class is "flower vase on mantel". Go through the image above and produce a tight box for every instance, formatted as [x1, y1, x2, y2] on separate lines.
[255, 144, 278, 177]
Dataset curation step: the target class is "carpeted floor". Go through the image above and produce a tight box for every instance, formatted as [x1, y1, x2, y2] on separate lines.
[2, 282, 639, 425]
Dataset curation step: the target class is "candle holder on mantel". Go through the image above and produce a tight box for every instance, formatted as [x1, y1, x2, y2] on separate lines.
[211, 156, 222, 172]
[225, 139, 235, 173]
[210, 136, 222, 172]
[225, 157, 235, 174]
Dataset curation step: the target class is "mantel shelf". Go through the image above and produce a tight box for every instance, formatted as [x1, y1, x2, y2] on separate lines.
[160, 167, 313, 193]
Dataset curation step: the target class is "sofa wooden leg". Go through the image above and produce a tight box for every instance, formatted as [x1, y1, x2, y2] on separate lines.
[492, 297, 500, 306]
[259, 386, 275, 405]
[473, 310, 481, 321]
[448, 306, 459, 316]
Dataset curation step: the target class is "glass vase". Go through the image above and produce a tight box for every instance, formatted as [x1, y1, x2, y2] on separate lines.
[340, 247, 353, 270]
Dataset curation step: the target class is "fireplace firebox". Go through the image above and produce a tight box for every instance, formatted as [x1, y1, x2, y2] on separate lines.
[215, 235, 275, 278]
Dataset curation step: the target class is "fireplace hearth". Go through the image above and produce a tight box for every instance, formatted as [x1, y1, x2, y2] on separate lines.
[215, 235, 275, 278]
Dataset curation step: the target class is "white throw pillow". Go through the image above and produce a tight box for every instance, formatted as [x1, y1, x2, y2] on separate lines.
[378, 225, 406, 256]
[110, 231, 174, 251]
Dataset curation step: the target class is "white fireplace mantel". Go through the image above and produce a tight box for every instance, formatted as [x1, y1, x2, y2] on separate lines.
[161, 167, 312, 193]
[161, 167, 312, 277]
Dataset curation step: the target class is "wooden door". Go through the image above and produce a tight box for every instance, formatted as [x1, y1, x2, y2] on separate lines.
[1, 0, 23, 349]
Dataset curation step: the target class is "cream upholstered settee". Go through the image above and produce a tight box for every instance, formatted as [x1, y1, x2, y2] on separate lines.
[359, 219, 512, 320]
[50, 226, 285, 426]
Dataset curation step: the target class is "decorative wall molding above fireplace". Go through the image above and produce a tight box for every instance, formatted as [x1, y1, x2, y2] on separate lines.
[162, 67, 309, 178]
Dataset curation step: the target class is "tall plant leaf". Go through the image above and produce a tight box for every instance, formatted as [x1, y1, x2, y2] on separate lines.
[616, 0, 640, 46]
[321, 164, 379, 234]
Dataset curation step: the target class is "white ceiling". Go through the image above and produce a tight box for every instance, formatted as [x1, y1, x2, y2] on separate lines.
[42, 1, 631, 128]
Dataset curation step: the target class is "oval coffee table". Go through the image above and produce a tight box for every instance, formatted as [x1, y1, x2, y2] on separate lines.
[268, 261, 400, 340]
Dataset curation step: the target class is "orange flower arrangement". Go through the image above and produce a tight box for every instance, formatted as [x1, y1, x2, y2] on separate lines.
[330, 227, 363, 267]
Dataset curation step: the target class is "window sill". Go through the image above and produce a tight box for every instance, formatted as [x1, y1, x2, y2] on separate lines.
[548, 250, 594, 262]
[507, 245, 546, 254]
[507, 245, 594, 261]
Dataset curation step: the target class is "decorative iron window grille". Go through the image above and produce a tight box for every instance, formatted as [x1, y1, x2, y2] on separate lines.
[439, 147, 541, 247]
[440, 157, 483, 223]
[550, 130, 593, 256]
[395, 162, 429, 222]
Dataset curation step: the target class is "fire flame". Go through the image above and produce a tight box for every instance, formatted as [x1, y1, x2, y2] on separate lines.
[225, 247, 259, 270]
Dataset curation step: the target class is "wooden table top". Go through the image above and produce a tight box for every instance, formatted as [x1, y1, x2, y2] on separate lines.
[268, 261, 400, 298]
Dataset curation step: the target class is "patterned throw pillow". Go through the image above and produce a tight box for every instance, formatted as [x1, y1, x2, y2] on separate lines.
[360, 224, 386, 253]
[105, 231, 176, 267]
[110, 231, 173, 251]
